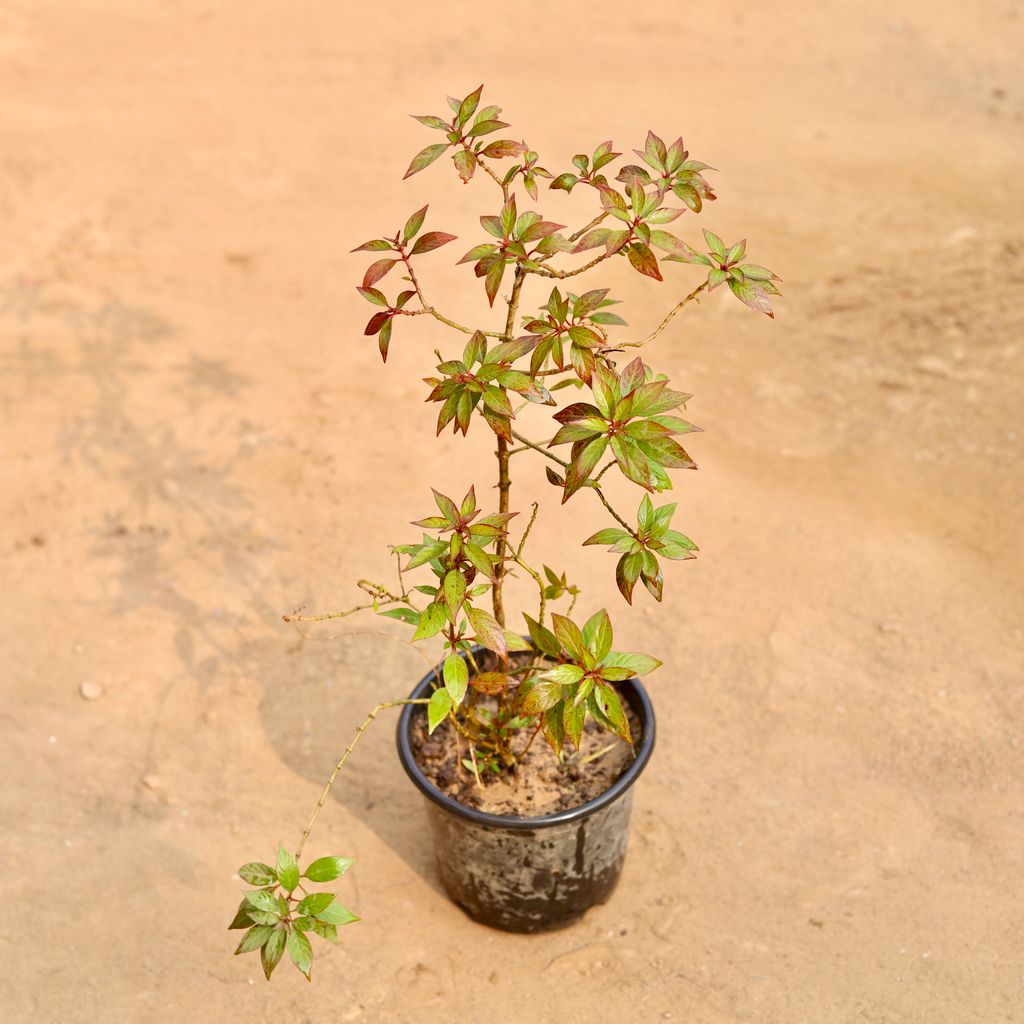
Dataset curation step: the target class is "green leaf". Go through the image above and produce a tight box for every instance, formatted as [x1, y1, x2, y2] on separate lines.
[520, 678, 566, 715]
[261, 928, 286, 980]
[702, 229, 727, 258]
[540, 664, 585, 686]
[551, 613, 586, 660]
[563, 698, 587, 749]
[379, 606, 420, 625]
[315, 901, 360, 926]
[412, 113, 449, 130]
[603, 651, 663, 676]
[464, 542, 496, 580]
[275, 847, 300, 893]
[523, 613, 561, 658]
[442, 570, 467, 618]
[303, 856, 354, 883]
[297, 892, 335, 916]
[542, 703, 566, 752]
[582, 609, 613, 660]
[238, 862, 277, 887]
[428, 687, 453, 733]
[235, 924, 274, 955]
[228, 898, 253, 930]
[310, 920, 339, 944]
[404, 143, 448, 179]
[405, 540, 448, 571]
[356, 286, 388, 306]
[244, 890, 284, 917]
[443, 653, 469, 704]
[594, 683, 631, 742]
[412, 601, 446, 641]
[457, 84, 484, 126]
[403, 204, 428, 242]
[287, 928, 314, 981]
[504, 631, 532, 652]
[583, 527, 630, 547]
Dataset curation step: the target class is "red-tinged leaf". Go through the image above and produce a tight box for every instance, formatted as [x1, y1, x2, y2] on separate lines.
[457, 85, 484, 127]
[611, 435, 654, 490]
[351, 239, 392, 252]
[545, 466, 565, 487]
[453, 149, 477, 182]
[466, 119, 509, 137]
[404, 143, 449, 179]
[395, 289, 416, 309]
[569, 344, 595, 385]
[364, 311, 390, 336]
[619, 357, 646, 395]
[467, 606, 507, 662]
[550, 422, 604, 446]
[605, 230, 630, 255]
[482, 384, 514, 417]
[572, 228, 612, 253]
[567, 325, 601, 349]
[637, 437, 696, 469]
[554, 401, 602, 424]
[573, 288, 610, 318]
[486, 336, 537, 363]
[378, 317, 393, 362]
[480, 215, 504, 239]
[363, 259, 397, 288]
[481, 139, 526, 159]
[484, 259, 505, 307]
[616, 551, 643, 604]
[519, 220, 566, 244]
[550, 172, 579, 192]
[727, 277, 776, 318]
[411, 231, 457, 255]
[550, 613, 586, 661]
[641, 562, 664, 602]
[519, 678, 566, 716]
[403, 205, 428, 243]
[412, 114, 449, 130]
[474, 671, 510, 695]
[594, 683, 631, 742]
[357, 286, 388, 306]
[626, 243, 662, 281]
[458, 243, 499, 265]
[583, 527, 630, 547]
[564, 436, 608, 501]
[703, 229, 727, 258]
[597, 185, 628, 214]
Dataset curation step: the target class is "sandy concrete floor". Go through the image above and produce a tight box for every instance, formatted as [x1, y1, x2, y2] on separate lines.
[1, 2, 1021, 1022]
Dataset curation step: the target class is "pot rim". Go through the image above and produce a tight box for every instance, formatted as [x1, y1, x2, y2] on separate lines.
[395, 645, 656, 831]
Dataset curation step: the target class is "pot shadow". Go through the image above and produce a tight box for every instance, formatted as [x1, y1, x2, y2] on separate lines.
[254, 629, 445, 898]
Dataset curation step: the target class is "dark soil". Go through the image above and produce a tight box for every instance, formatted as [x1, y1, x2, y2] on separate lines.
[409, 656, 641, 817]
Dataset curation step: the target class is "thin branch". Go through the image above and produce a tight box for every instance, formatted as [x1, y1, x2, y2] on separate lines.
[509, 429, 638, 539]
[530, 251, 612, 280]
[295, 698, 430, 858]
[620, 281, 708, 349]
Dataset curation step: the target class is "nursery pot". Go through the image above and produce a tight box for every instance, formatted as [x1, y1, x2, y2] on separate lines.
[396, 653, 656, 933]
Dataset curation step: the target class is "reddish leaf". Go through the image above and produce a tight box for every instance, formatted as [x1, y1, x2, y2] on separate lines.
[404, 143, 449, 179]
[363, 259, 397, 288]
[482, 140, 526, 159]
[563, 436, 608, 502]
[484, 259, 505, 306]
[411, 231, 457, 255]
[364, 311, 390, 336]
[378, 317, 393, 362]
[356, 286, 388, 306]
[453, 149, 477, 183]
[403, 205, 428, 242]
[625, 243, 662, 281]
[351, 239, 392, 252]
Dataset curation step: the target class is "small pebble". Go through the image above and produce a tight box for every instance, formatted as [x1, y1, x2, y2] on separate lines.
[79, 680, 104, 700]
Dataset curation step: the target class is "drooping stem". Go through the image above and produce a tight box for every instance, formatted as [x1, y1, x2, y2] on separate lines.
[491, 265, 527, 628]
[295, 698, 430, 859]
[620, 280, 707, 349]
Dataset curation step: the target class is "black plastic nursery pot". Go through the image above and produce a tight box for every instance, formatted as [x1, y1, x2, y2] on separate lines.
[396, 654, 657, 933]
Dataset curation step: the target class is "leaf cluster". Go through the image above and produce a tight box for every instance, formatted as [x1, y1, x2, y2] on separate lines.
[228, 847, 357, 981]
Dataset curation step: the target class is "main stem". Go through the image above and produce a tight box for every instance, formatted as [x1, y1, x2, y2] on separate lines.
[492, 265, 526, 629]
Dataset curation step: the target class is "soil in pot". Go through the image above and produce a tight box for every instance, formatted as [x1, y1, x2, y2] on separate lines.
[408, 651, 642, 817]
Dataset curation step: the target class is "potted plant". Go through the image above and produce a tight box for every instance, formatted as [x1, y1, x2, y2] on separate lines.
[228, 84, 779, 980]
